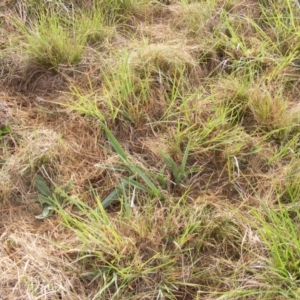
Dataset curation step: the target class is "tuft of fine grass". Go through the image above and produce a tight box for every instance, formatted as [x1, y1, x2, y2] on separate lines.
[13, 11, 86, 71]
[251, 204, 300, 298]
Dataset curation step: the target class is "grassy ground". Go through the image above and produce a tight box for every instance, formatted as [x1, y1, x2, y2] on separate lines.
[1, 0, 300, 299]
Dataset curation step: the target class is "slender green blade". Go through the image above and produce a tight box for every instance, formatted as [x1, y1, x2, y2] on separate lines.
[180, 140, 190, 174]
[100, 121, 162, 198]
[100, 121, 128, 162]
[122, 176, 149, 193]
[133, 165, 162, 198]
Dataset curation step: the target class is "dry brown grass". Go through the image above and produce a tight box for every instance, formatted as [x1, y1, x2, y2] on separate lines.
[0, 208, 84, 299]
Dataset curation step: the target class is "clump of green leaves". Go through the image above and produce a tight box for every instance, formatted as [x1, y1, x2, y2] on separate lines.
[100, 121, 163, 200]
[34, 174, 72, 219]
[159, 141, 200, 186]
[0, 125, 11, 145]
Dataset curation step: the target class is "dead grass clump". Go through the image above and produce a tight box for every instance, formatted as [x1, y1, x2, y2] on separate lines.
[210, 78, 295, 137]
[130, 43, 204, 96]
[273, 159, 300, 204]
[133, 43, 200, 79]
[29, 110, 110, 205]
[0, 129, 62, 205]
[170, 2, 217, 38]
[0, 207, 86, 299]
[135, 22, 177, 44]
[9, 63, 67, 93]
[248, 87, 288, 128]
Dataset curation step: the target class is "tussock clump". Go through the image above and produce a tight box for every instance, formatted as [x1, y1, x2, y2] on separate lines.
[10, 9, 87, 74]
[95, 52, 172, 125]
[132, 43, 203, 89]
[248, 87, 288, 129]
[210, 78, 295, 136]
[133, 43, 198, 76]
[22, 16, 85, 70]
[210, 78, 253, 126]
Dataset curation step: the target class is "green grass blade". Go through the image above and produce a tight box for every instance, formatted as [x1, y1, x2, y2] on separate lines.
[99, 121, 128, 162]
[101, 184, 127, 209]
[122, 176, 150, 193]
[100, 121, 162, 198]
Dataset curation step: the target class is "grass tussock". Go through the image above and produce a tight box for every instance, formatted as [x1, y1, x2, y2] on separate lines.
[1, 0, 300, 299]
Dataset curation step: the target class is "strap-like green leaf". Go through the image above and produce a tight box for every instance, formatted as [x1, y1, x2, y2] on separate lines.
[101, 181, 129, 209]
[35, 205, 54, 219]
[35, 174, 52, 197]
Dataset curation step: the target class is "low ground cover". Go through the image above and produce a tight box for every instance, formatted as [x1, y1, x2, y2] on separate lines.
[1, 0, 300, 299]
